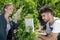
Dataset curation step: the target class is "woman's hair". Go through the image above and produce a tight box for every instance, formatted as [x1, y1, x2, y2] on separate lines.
[2, 3, 13, 13]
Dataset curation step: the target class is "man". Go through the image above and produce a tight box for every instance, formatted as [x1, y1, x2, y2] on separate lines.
[37, 5, 60, 40]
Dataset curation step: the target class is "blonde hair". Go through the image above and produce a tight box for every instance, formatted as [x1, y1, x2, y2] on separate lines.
[2, 3, 13, 13]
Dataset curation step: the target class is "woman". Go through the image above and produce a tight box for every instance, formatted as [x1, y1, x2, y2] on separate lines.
[0, 3, 18, 40]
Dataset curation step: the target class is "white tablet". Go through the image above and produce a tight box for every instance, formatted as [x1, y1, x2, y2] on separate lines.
[25, 18, 34, 32]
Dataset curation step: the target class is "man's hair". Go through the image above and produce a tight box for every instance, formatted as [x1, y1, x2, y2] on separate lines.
[39, 5, 53, 15]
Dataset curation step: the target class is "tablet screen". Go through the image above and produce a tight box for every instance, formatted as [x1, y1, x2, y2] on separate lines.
[25, 18, 34, 32]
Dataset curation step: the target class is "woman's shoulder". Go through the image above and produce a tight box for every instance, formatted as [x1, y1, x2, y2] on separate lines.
[0, 14, 3, 19]
[0, 14, 4, 23]
[0, 14, 2, 17]
[0, 14, 4, 18]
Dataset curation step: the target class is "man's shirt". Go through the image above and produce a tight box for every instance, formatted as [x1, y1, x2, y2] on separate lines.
[46, 17, 60, 34]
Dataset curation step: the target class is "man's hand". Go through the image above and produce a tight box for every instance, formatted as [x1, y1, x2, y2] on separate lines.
[38, 33, 58, 40]
[35, 29, 44, 33]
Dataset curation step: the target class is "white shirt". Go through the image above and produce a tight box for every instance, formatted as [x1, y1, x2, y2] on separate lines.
[46, 17, 60, 33]
[6, 24, 11, 34]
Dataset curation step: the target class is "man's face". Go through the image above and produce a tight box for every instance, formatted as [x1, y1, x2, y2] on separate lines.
[41, 12, 50, 22]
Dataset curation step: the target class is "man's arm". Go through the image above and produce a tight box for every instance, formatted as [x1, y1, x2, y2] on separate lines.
[39, 33, 58, 40]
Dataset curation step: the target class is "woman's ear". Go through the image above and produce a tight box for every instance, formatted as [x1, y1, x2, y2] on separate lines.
[4, 8, 7, 12]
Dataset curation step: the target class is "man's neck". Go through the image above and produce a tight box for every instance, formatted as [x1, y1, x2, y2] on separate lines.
[49, 16, 54, 26]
